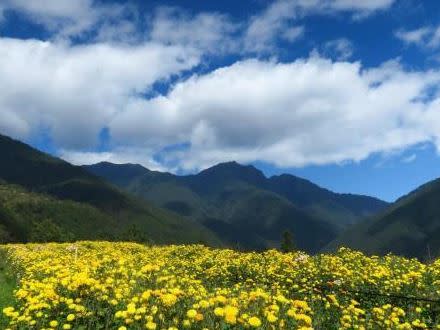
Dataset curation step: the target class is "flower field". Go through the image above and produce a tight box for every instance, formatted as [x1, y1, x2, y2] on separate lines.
[1, 242, 440, 329]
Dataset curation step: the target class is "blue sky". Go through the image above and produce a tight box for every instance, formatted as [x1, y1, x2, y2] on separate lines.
[1, 0, 440, 202]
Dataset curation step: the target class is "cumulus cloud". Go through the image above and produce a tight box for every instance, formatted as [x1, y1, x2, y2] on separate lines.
[2, 36, 439, 172]
[3, 0, 432, 174]
[0, 37, 199, 148]
[108, 57, 440, 171]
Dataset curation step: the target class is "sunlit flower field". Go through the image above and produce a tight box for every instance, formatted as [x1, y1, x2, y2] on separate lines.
[1, 242, 440, 329]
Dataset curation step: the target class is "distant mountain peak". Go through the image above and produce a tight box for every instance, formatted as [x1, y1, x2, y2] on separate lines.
[93, 161, 148, 170]
[84, 161, 151, 186]
[200, 161, 262, 173]
[270, 173, 317, 186]
[197, 161, 267, 183]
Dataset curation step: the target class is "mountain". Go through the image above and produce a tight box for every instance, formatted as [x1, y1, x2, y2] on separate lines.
[325, 177, 440, 259]
[0, 134, 221, 245]
[85, 161, 388, 252]
[267, 174, 387, 228]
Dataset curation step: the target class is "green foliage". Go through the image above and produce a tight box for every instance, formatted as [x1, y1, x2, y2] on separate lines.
[119, 224, 152, 244]
[0, 250, 16, 328]
[280, 230, 295, 253]
[0, 182, 221, 246]
[28, 219, 75, 243]
[0, 224, 12, 243]
[0, 183, 117, 242]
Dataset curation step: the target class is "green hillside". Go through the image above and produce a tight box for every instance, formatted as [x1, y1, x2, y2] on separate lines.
[0, 134, 221, 246]
[0, 183, 117, 243]
[85, 161, 387, 252]
[325, 178, 440, 259]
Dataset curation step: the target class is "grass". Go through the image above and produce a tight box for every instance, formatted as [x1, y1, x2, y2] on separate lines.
[0, 250, 16, 328]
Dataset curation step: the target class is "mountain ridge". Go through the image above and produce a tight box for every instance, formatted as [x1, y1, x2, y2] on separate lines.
[0, 133, 221, 245]
[85, 160, 389, 252]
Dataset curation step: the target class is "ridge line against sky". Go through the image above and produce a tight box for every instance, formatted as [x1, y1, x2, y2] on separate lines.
[1, 0, 440, 201]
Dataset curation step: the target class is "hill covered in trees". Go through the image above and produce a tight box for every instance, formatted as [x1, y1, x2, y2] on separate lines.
[326, 177, 440, 259]
[0, 134, 220, 245]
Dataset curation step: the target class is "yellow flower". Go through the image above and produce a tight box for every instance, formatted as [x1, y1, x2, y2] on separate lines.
[214, 307, 224, 317]
[267, 313, 277, 323]
[248, 316, 262, 327]
[224, 304, 239, 324]
[295, 313, 312, 326]
[224, 314, 236, 324]
[161, 294, 178, 306]
[186, 309, 197, 319]
[146, 321, 157, 329]
[199, 300, 210, 308]
[127, 303, 136, 314]
[292, 300, 309, 310]
[1, 241, 439, 330]
[2, 307, 14, 315]
[287, 308, 296, 317]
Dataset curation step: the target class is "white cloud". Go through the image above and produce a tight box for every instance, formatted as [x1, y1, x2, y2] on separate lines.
[244, 0, 303, 52]
[150, 7, 239, 54]
[3, 0, 433, 174]
[0, 0, 135, 40]
[109, 57, 440, 171]
[244, 0, 395, 53]
[2, 0, 395, 54]
[322, 38, 354, 60]
[395, 25, 440, 50]
[3, 43, 434, 172]
[0, 37, 200, 148]
[328, 0, 395, 10]
[395, 27, 432, 46]
[2, 0, 94, 20]
[429, 27, 440, 49]
[282, 26, 305, 42]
